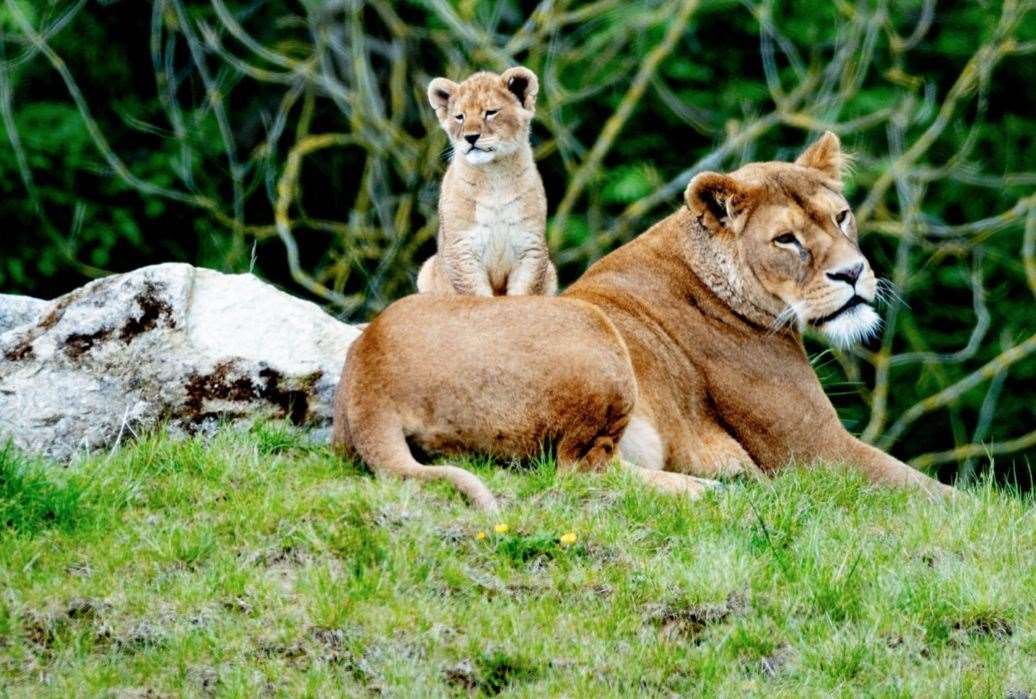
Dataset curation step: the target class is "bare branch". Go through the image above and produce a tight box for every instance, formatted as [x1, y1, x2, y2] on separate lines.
[879, 332, 1036, 450]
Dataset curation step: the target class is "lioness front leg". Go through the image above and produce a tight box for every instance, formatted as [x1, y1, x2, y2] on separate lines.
[549, 390, 712, 500]
[619, 413, 764, 480]
[837, 435, 955, 498]
[685, 422, 766, 480]
[620, 459, 721, 499]
[506, 248, 557, 296]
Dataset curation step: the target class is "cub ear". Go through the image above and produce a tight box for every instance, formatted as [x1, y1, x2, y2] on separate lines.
[427, 77, 458, 121]
[795, 131, 846, 182]
[685, 172, 749, 234]
[501, 66, 539, 111]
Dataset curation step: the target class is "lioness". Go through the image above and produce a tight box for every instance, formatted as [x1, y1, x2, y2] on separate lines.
[333, 132, 950, 510]
[417, 67, 557, 297]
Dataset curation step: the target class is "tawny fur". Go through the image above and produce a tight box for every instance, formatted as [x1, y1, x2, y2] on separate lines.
[332, 295, 638, 511]
[418, 68, 557, 297]
[332, 133, 951, 508]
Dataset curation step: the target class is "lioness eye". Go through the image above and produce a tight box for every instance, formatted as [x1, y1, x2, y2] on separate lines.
[485, 109, 499, 118]
[774, 232, 799, 246]
[836, 209, 850, 226]
[453, 114, 463, 122]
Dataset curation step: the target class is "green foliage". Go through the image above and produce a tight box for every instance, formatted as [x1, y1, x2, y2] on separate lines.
[0, 1, 1033, 482]
[493, 530, 571, 566]
[0, 441, 88, 535]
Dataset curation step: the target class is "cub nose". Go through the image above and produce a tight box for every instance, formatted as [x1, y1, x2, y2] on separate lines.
[464, 133, 480, 145]
[826, 262, 864, 286]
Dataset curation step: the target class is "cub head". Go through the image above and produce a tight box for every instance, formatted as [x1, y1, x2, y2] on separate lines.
[685, 132, 880, 347]
[427, 67, 538, 166]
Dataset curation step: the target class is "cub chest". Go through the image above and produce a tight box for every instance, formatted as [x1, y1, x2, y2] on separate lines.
[466, 189, 538, 267]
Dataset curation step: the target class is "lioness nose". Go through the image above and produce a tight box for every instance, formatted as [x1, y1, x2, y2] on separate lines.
[464, 133, 480, 145]
[827, 263, 864, 286]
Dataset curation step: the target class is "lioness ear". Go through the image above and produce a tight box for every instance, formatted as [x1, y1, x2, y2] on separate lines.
[685, 172, 748, 234]
[501, 66, 539, 111]
[795, 131, 845, 182]
[427, 77, 458, 121]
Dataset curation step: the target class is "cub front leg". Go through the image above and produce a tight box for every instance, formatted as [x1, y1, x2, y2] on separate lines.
[506, 247, 557, 296]
[416, 255, 453, 295]
[441, 238, 494, 296]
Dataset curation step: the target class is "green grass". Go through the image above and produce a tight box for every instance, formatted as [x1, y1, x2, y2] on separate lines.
[0, 424, 1034, 697]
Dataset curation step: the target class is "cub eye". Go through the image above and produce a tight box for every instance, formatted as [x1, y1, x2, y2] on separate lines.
[773, 232, 799, 246]
[453, 114, 464, 122]
[485, 109, 499, 119]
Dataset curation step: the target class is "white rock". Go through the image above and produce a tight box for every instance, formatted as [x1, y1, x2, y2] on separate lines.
[0, 264, 361, 460]
[0, 293, 47, 333]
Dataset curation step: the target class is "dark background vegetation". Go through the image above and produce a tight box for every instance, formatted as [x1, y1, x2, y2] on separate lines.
[0, 0, 1033, 486]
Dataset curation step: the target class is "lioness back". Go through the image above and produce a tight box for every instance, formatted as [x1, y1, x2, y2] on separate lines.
[336, 294, 634, 460]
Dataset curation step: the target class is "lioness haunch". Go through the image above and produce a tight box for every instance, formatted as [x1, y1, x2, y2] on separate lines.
[332, 132, 952, 511]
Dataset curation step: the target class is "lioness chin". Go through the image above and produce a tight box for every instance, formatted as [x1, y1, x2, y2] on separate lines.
[332, 132, 951, 511]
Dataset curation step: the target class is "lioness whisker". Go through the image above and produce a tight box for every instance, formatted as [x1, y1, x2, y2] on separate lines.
[876, 278, 908, 310]
[769, 302, 805, 334]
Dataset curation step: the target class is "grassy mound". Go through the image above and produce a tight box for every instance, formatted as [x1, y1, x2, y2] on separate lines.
[1, 424, 1033, 696]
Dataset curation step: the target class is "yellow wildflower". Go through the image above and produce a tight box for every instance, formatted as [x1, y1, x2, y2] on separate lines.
[476, 531, 487, 541]
[494, 523, 509, 534]
[560, 531, 577, 546]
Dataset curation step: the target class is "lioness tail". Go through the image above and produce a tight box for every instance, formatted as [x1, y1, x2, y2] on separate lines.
[351, 416, 499, 512]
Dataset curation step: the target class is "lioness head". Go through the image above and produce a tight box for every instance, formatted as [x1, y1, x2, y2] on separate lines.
[685, 132, 880, 347]
[427, 67, 538, 166]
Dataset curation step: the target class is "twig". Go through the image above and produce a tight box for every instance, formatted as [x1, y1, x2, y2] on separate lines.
[879, 332, 1036, 450]
[911, 428, 1036, 471]
[548, 0, 700, 249]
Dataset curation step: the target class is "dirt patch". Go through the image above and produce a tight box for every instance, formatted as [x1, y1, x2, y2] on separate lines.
[19, 597, 113, 650]
[107, 688, 176, 699]
[188, 666, 219, 696]
[951, 614, 1013, 642]
[251, 545, 310, 568]
[25, 281, 175, 361]
[443, 659, 479, 692]
[65, 597, 111, 620]
[119, 281, 175, 342]
[256, 638, 308, 663]
[257, 367, 314, 425]
[112, 620, 169, 651]
[758, 644, 792, 677]
[37, 293, 75, 330]
[310, 627, 356, 665]
[183, 363, 315, 426]
[646, 592, 746, 642]
[3, 337, 35, 361]
[184, 362, 256, 412]
[444, 650, 540, 696]
[21, 609, 63, 649]
[221, 596, 253, 615]
[253, 627, 358, 668]
[63, 327, 114, 359]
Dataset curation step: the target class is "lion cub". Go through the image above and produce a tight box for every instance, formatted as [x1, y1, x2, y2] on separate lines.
[418, 67, 557, 296]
